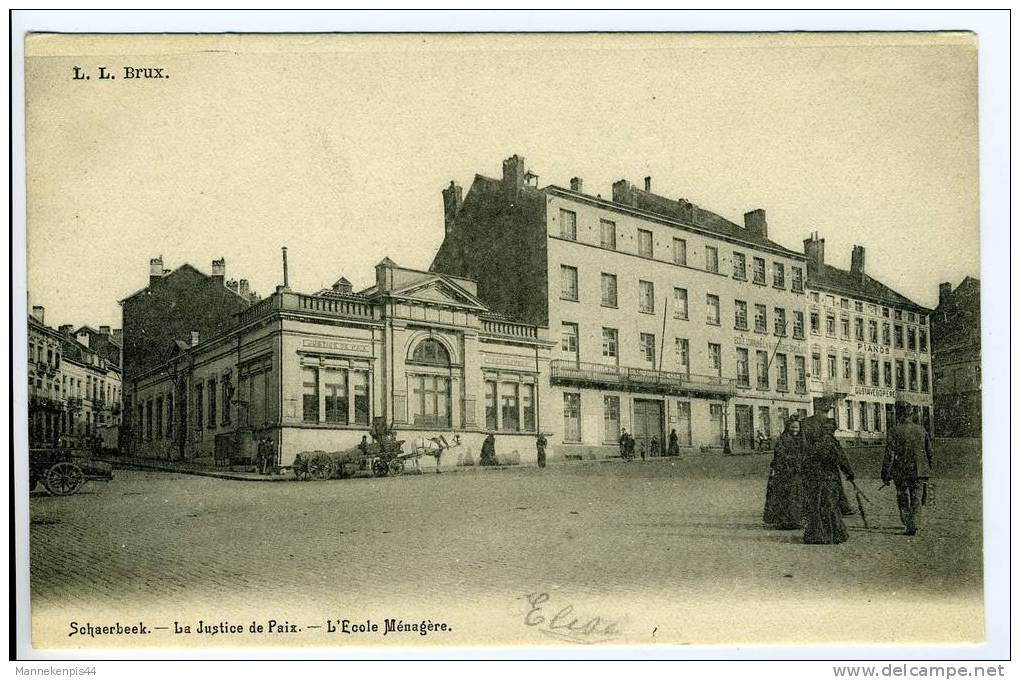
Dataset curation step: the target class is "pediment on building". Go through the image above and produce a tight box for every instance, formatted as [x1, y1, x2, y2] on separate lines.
[391, 277, 488, 312]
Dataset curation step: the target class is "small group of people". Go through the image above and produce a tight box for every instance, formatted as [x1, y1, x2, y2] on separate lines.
[763, 399, 933, 544]
[618, 428, 683, 461]
[478, 433, 549, 468]
[254, 436, 278, 475]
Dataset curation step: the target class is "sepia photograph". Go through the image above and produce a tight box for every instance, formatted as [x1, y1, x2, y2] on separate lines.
[12, 16, 1007, 663]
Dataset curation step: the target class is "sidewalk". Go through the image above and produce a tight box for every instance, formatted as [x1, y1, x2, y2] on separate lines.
[96, 454, 288, 482]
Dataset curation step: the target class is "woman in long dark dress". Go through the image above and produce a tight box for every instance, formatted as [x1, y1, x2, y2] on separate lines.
[763, 417, 805, 529]
[802, 419, 856, 545]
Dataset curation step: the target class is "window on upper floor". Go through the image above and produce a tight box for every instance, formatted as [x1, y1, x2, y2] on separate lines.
[639, 280, 655, 314]
[705, 246, 719, 273]
[559, 209, 577, 240]
[734, 300, 748, 330]
[673, 238, 687, 266]
[773, 262, 785, 289]
[600, 273, 617, 308]
[791, 266, 803, 292]
[638, 229, 654, 258]
[793, 311, 805, 339]
[599, 219, 616, 250]
[560, 265, 578, 301]
[752, 257, 766, 285]
[754, 304, 767, 333]
[706, 294, 720, 325]
[673, 288, 688, 320]
[733, 252, 746, 280]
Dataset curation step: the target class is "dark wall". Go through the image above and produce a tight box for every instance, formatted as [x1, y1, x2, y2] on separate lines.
[430, 179, 549, 326]
[122, 266, 251, 382]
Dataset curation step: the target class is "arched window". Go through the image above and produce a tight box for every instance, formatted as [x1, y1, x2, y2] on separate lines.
[411, 339, 450, 367]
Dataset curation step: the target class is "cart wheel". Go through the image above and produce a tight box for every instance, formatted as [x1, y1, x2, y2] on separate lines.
[44, 462, 85, 496]
[388, 459, 405, 476]
[308, 455, 335, 481]
[372, 458, 389, 477]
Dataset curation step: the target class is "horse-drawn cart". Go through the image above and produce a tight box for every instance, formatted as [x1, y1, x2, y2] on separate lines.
[29, 447, 113, 496]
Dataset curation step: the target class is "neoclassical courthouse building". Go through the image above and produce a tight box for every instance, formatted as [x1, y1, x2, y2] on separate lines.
[122, 155, 934, 466]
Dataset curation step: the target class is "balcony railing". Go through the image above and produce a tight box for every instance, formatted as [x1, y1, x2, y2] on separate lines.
[237, 291, 379, 326]
[550, 360, 736, 398]
[481, 318, 538, 340]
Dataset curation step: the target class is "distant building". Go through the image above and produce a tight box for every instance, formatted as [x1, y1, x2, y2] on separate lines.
[802, 234, 934, 438]
[126, 257, 551, 466]
[432, 155, 811, 457]
[27, 305, 122, 447]
[931, 277, 981, 437]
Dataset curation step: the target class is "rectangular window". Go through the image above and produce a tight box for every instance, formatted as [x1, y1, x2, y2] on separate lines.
[352, 371, 369, 425]
[756, 350, 769, 390]
[874, 403, 883, 432]
[856, 357, 866, 384]
[673, 287, 688, 320]
[411, 375, 451, 428]
[500, 382, 520, 432]
[794, 356, 807, 392]
[859, 402, 869, 431]
[207, 379, 217, 427]
[884, 360, 893, 387]
[754, 304, 767, 333]
[602, 327, 619, 363]
[827, 295, 836, 306]
[561, 322, 579, 357]
[810, 311, 820, 334]
[560, 209, 577, 240]
[155, 397, 163, 440]
[736, 348, 750, 387]
[882, 323, 891, 346]
[827, 354, 838, 379]
[709, 404, 725, 446]
[812, 352, 822, 378]
[706, 294, 720, 325]
[896, 360, 906, 389]
[773, 262, 785, 288]
[846, 401, 854, 430]
[705, 246, 719, 273]
[639, 280, 655, 313]
[733, 252, 746, 279]
[841, 298, 849, 310]
[603, 395, 620, 443]
[676, 401, 692, 446]
[774, 308, 787, 336]
[791, 266, 804, 292]
[324, 369, 348, 424]
[854, 317, 865, 341]
[793, 311, 805, 339]
[601, 273, 618, 307]
[842, 355, 852, 380]
[871, 359, 880, 386]
[563, 393, 581, 442]
[709, 343, 722, 377]
[752, 257, 766, 285]
[869, 320, 879, 344]
[600, 219, 616, 250]
[776, 353, 789, 391]
[758, 406, 772, 439]
[826, 314, 836, 337]
[673, 237, 687, 265]
[919, 329, 928, 352]
[522, 383, 536, 431]
[734, 300, 748, 330]
[221, 377, 232, 425]
[909, 361, 918, 391]
[894, 324, 904, 349]
[675, 338, 690, 377]
[855, 301, 864, 313]
[920, 363, 929, 392]
[840, 316, 850, 340]
[639, 333, 656, 365]
[560, 265, 578, 301]
[907, 311, 916, 323]
[907, 327, 917, 351]
[302, 367, 319, 422]
[485, 381, 497, 430]
[895, 309, 903, 321]
[638, 229, 654, 258]
[167, 395, 174, 438]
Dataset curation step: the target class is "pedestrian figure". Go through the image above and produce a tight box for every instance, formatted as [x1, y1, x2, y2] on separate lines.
[763, 416, 805, 529]
[536, 433, 548, 469]
[802, 418, 856, 545]
[255, 437, 266, 474]
[619, 428, 634, 461]
[649, 436, 660, 458]
[264, 437, 277, 475]
[667, 429, 680, 457]
[480, 433, 497, 466]
[757, 429, 769, 451]
[882, 403, 933, 536]
[358, 435, 371, 457]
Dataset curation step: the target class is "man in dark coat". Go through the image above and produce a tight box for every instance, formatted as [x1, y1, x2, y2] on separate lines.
[480, 433, 497, 466]
[536, 433, 548, 468]
[667, 429, 680, 457]
[882, 403, 934, 535]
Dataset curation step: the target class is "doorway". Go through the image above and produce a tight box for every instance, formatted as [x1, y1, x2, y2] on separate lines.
[632, 399, 664, 458]
[734, 404, 754, 450]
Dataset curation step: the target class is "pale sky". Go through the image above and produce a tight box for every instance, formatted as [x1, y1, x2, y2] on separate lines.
[25, 33, 979, 329]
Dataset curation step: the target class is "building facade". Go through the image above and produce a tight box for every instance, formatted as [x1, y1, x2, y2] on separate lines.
[432, 155, 812, 458]
[27, 306, 123, 447]
[802, 234, 934, 440]
[126, 258, 552, 467]
[931, 277, 981, 437]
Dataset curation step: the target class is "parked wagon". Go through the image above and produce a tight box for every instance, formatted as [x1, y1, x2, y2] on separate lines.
[292, 419, 408, 481]
[29, 447, 113, 496]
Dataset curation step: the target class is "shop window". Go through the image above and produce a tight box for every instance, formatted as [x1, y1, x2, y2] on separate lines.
[302, 367, 319, 423]
[563, 393, 581, 442]
[676, 401, 692, 446]
[500, 382, 520, 432]
[411, 375, 451, 428]
[324, 369, 348, 424]
[485, 381, 497, 430]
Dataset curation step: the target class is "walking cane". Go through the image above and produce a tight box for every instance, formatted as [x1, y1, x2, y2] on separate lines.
[849, 480, 870, 530]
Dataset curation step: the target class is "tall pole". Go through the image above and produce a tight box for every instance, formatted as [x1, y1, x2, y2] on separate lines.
[281, 246, 289, 290]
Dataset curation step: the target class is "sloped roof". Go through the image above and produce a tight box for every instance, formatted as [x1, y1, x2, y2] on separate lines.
[118, 263, 255, 305]
[808, 261, 930, 312]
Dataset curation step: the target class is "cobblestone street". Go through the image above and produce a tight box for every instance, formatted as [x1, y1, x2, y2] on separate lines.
[29, 450, 984, 648]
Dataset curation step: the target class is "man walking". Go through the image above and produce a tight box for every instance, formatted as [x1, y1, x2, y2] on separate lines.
[536, 433, 548, 469]
[882, 403, 934, 536]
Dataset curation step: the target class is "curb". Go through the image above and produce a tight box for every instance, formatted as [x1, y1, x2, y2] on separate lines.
[97, 458, 289, 482]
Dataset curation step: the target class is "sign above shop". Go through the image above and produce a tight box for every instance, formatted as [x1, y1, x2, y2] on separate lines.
[300, 338, 373, 356]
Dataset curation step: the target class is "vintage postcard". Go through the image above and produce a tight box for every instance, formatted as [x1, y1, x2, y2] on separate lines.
[20, 30, 984, 653]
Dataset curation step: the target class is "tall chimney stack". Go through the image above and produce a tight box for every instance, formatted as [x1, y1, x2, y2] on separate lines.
[149, 256, 164, 285]
[570, 177, 583, 193]
[644, 176, 652, 192]
[612, 180, 635, 206]
[441, 181, 463, 235]
[239, 279, 250, 298]
[502, 154, 526, 203]
[850, 245, 866, 277]
[939, 282, 953, 305]
[31, 305, 45, 324]
[100, 325, 111, 335]
[744, 209, 768, 238]
[803, 233, 825, 267]
[282, 247, 290, 290]
[211, 258, 226, 282]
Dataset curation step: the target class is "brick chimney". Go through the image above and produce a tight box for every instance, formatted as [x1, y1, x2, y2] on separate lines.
[939, 282, 953, 305]
[239, 279, 250, 298]
[59, 324, 73, 335]
[441, 181, 463, 235]
[570, 177, 583, 193]
[149, 256, 164, 285]
[677, 198, 695, 224]
[100, 325, 111, 335]
[30, 305, 45, 324]
[612, 180, 635, 207]
[502, 154, 526, 203]
[644, 176, 652, 192]
[804, 233, 825, 267]
[211, 258, 226, 282]
[744, 209, 768, 238]
[850, 245, 866, 277]
[226, 279, 239, 294]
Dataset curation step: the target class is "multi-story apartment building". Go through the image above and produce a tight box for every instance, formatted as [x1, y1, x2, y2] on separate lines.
[931, 277, 981, 437]
[432, 155, 811, 457]
[27, 305, 123, 447]
[802, 234, 934, 440]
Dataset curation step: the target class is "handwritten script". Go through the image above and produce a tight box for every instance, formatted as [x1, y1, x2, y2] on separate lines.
[522, 592, 622, 644]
